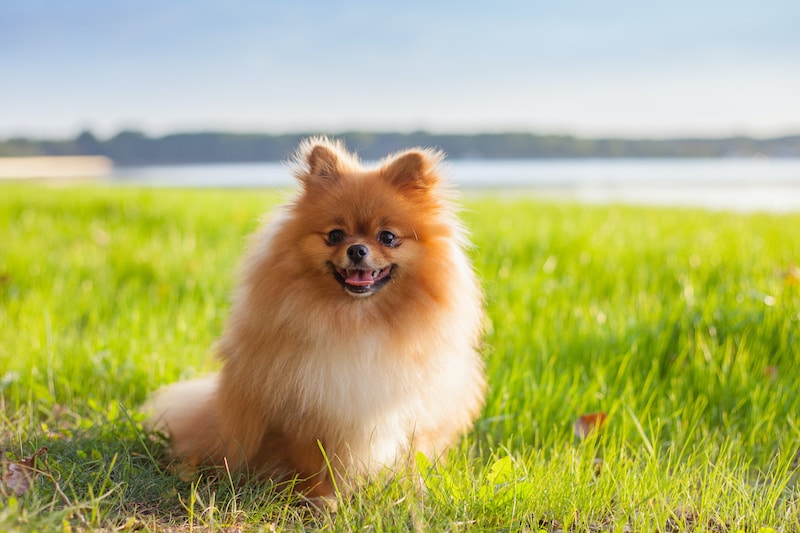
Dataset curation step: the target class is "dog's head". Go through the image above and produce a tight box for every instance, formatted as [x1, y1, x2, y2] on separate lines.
[284, 137, 459, 300]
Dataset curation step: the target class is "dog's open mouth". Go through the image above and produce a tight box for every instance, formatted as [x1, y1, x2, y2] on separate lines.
[331, 264, 394, 295]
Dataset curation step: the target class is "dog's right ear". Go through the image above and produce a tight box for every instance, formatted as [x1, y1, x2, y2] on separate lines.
[307, 144, 340, 181]
[292, 137, 346, 186]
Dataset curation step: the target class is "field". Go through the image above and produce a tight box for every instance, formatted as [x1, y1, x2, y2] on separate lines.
[1, 184, 799, 531]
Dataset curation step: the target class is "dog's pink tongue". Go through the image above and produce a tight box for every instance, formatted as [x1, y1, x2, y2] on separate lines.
[345, 270, 374, 286]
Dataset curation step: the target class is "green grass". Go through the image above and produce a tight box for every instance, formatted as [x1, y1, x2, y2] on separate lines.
[1, 183, 799, 531]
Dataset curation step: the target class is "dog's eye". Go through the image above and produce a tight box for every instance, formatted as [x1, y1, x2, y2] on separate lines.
[327, 229, 346, 244]
[378, 230, 398, 247]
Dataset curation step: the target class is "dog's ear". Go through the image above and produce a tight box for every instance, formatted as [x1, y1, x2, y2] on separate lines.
[306, 144, 340, 181]
[292, 137, 348, 186]
[383, 149, 442, 192]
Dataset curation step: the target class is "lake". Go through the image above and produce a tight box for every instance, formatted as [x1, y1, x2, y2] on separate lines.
[111, 158, 800, 212]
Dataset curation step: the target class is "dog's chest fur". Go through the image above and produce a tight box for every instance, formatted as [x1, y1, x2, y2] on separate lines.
[287, 333, 445, 468]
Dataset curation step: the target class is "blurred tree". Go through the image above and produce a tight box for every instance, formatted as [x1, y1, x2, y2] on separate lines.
[75, 130, 102, 155]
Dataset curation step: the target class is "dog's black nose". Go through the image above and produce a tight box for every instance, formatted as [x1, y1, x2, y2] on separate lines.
[347, 244, 369, 263]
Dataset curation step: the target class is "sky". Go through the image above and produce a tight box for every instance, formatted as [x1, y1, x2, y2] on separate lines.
[2, 1, 799, 140]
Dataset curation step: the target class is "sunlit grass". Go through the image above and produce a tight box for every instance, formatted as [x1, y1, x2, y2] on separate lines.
[1, 184, 799, 531]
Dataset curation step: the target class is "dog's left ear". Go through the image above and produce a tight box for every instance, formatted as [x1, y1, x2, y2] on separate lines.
[383, 149, 442, 192]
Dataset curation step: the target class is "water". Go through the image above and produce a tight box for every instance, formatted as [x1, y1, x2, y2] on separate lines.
[111, 158, 800, 212]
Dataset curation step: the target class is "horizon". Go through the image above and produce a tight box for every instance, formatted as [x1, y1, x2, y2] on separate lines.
[2, 1, 800, 139]
[4, 128, 800, 143]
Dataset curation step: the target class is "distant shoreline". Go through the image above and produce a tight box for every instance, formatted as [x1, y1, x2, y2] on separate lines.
[2, 131, 799, 166]
[0, 156, 112, 180]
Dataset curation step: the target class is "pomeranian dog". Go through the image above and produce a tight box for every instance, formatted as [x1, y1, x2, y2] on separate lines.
[145, 137, 485, 500]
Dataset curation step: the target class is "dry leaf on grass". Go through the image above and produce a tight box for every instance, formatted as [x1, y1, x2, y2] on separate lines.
[574, 412, 608, 439]
[2, 446, 48, 496]
[2, 446, 90, 526]
[764, 366, 779, 382]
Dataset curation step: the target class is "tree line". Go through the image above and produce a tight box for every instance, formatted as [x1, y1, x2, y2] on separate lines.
[1, 130, 798, 165]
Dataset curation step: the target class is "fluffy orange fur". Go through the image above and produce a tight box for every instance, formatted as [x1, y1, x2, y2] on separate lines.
[145, 137, 485, 499]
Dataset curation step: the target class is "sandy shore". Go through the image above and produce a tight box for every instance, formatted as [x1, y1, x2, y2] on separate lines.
[0, 156, 112, 180]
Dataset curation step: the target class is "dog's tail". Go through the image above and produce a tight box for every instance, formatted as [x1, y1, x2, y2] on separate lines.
[143, 375, 224, 470]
